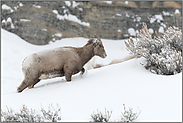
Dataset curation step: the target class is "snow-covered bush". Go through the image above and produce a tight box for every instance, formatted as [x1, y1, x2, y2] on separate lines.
[125, 23, 182, 75]
[90, 108, 112, 122]
[1, 104, 61, 122]
[121, 104, 141, 122]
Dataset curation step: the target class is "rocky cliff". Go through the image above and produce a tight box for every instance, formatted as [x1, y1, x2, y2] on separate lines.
[1, 1, 182, 45]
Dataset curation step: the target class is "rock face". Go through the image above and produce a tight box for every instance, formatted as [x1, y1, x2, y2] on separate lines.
[1, 1, 182, 45]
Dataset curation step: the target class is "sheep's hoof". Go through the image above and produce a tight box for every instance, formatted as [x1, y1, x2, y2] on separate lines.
[17, 88, 22, 93]
[28, 84, 34, 89]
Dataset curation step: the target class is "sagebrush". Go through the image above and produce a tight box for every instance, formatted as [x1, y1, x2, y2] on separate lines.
[1, 104, 61, 122]
[121, 104, 141, 122]
[90, 108, 112, 122]
[90, 105, 141, 122]
[125, 24, 182, 75]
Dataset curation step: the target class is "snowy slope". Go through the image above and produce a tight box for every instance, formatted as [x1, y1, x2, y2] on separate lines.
[1, 29, 182, 122]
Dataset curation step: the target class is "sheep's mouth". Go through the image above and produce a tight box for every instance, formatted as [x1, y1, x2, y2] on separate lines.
[102, 54, 107, 58]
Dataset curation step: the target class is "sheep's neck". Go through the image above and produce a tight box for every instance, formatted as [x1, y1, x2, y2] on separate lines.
[78, 44, 94, 66]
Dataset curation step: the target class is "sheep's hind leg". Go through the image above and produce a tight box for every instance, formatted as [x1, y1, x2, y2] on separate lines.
[65, 72, 72, 82]
[17, 80, 29, 93]
[81, 68, 85, 75]
[28, 79, 40, 89]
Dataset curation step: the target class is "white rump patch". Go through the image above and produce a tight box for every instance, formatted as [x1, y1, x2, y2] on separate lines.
[22, 55, 34, 68]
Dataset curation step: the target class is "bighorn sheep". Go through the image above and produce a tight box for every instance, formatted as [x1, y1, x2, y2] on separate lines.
[17, 38, 107, 93]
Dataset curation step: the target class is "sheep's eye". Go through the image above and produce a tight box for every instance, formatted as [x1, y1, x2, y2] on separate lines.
[99, 45, 102, 48]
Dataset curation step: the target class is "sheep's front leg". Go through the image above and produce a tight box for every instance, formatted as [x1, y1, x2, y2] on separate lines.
[64, 65, 72, 82]
[28, 79, 40, 89]
[80, 68, 85, 75]
[65, 72, 72, 82]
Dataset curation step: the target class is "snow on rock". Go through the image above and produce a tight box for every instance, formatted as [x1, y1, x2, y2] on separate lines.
[42, 29, 47, 31]
[72, 1, 80, 8]
[173, 26, 179, 30]
[7, 17, 15, 29]
[33, 5, 41, 8]
[65, 1, 71, 6]
[158, 26, 164, 33]
[52, 9, 90, 27]
[2, 19, 7, 25]
[128, 28, 136, 36]
[58, 13, 90, 27]
[125, 1, 128, 4]
[2, 4, 14, 12]
[116, 14, 122, 16]
[20, 19, 31, 22]
[136, 16, 141, 22]
[53, 33, 62, 37]
[150, 15, 163, 23]
[136, 30, 139, 34]
[175, 9, 180, 15]
[125, 11, 130, 17]
[19, 3, 23, 7]
[162, 11, 170, 16]
[155, 15, 163, 21]
[103, 1, 112, 4]
[118, 29, 121, 32]
[79, 8, 83, 11]
[148, 28, 154, 34]
[52, 10, 58, 14]
[160, 23, 166, 28]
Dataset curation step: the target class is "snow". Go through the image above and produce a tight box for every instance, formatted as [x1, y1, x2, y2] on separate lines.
[155, 15, 163, 21]
[57, 14, 90, 27]
[175, 9, 180, 15]
[20, 19, 31, 22]
[1, 29, 182, 122]
[52, 10, 58, 14]
[125, 1, 128, 4]
[125, 11, 130, 17]
[103, 1, 112, 4]
[160, 23, 166, 28]
[158, 26, 164, 33]
[162, 11, 170, 16]
[53, 33, 62, 37]
[52, 10, 90, 27]
[33, 5, 41, 8]
[173, 26, 179, 30]
[128, 28, 136, 36]
[2, 4, 14, 12]
[78, 8, 83, 11]
[42, 29, 47, 31]
[65, 1, 71, 6]
[7, 17, 15, 29]
[150, 15, 163, 23]
[150, 18, 156, 23]
[19, 3, 23, 7]
[2, 19, 7, 25]
[116, 14, 122, 16]
[72, 1, 80, 8]
[148, 28, 154, 34]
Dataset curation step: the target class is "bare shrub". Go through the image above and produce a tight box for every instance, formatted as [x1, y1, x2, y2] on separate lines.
[125, 24, 182, 75]
[1, 104, 61, 122]
[121, 104, 141, 122]
[90, 108, 112, 122]
[41, 104, 61, 122]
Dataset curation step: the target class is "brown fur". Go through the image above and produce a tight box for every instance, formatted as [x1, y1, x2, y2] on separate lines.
[17, 39, 107, 93]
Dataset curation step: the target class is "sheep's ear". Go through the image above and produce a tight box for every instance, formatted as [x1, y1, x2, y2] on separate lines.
[93, 39, 99, 47]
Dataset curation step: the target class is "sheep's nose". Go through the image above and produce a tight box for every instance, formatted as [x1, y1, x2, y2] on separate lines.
[103, 54, 107, 58]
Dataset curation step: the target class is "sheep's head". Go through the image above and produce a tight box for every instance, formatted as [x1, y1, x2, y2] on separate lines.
[93, 38, 107, 58]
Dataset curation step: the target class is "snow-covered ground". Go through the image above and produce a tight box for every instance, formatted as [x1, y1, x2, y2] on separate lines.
[1, 28, 182, 122]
